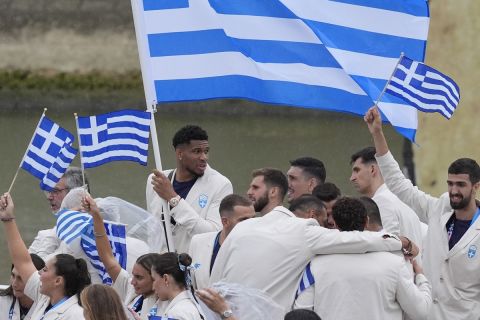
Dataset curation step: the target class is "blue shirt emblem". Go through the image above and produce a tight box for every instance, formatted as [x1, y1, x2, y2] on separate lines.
[468, 245, 477, 259]
[199, 194, 208, 208]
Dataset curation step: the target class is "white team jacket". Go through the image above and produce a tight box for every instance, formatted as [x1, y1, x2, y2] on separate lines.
[210, 206, 402, 310]
[146, 165, 232, 254]
[377, 151, 480, 320]
[295, 252, 432, 320]
[188, 231, 218, 290]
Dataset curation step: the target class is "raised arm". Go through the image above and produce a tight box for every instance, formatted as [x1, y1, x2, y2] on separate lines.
[82, 195, 122, 282]
[364, 106, 389, 156]
[0, 193, 37, 282]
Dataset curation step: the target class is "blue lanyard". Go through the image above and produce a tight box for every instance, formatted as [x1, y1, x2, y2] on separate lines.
[471, 208, 480, 226]
[448, 207, 480, 241]
[131, 295, 145, 314]
[8, 297, 15, 320]
[40, 297, 68, 320]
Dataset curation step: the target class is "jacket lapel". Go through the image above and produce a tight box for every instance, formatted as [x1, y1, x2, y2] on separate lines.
[448, 214, 480, 257]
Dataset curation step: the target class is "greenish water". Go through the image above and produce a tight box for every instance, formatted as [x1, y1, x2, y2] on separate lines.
[0, 99, 403, 283]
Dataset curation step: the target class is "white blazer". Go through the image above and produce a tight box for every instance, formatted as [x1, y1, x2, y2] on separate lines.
[24, 273, 84, 320]
[146, 165, 232, 253]
[295, 252, 431, 320]
[188, 231, 218, 290]
[210, 206, 402, 310]
[158, 291, 203, 320]
[377, 151, 480, 320]
[0, 295, 36, 320]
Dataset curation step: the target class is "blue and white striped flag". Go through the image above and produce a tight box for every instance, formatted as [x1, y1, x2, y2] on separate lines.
[81, 222, 127, 285]
[131, 0, 430, 141]
[296, 262, 315, 298]
[21, 115, 77, 191]
[385, 55, 460, 119]
[55, 209, 127, 285]
[148, 317, 178, 320]
[77, 109, 151, 168]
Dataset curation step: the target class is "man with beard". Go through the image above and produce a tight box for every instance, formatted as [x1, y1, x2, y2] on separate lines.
[146, 125, 233, 253]
[365, 106, 480, 320]
[246, 168, 288, 215]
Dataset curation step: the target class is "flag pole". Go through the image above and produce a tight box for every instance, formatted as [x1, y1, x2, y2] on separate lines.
[373, 52, 405, 108]
[74, 113, 87, 188]
[148, 105, 175, 253]
[8, 108, 48, 193]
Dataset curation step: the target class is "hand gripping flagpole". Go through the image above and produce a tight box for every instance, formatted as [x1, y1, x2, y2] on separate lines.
[74, 113, 87, 188]
[374, 52, 405, 108]
[149, 105, 175, 253]
[7, 108, 48, 193]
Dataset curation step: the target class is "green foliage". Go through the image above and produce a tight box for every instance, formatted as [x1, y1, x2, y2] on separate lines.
[0, 70, 143, 91]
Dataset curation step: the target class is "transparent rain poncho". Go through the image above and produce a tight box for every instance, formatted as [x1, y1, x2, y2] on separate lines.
[199, 282, 284, 320]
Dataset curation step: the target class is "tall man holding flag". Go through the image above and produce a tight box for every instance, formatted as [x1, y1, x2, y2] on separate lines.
[365, 106, 480, 320]
[146, 125, 232, 254]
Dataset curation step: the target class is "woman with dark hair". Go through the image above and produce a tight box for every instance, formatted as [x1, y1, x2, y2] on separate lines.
[80, 284, 128, 320]
[0, 254, 45, 320]
[81, 195, 161, 319]
[150, 252, 205, 320]
[0, 193, 91, 320]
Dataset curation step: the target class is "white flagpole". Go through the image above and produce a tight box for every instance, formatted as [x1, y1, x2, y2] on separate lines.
[131, 0, 175, 252]
[374, 52, 405, 108]
[149, 106, 175, 253]
[8, 108, 48, 193]
[74, 113, 87, 188]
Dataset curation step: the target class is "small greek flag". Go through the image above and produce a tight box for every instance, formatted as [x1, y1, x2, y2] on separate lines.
[20, 115, 77, 191]
[55, 209, 127, 285]
[385, 56, 460, 119]
[56, 209, 92, 244]
[81, 221, 127, 285]
[296, 262, 315, 298]
[77, 109, 151, 168]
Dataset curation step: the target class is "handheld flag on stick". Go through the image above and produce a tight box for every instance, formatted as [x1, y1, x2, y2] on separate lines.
[385, 55, 460, 119]
[76, 109, 151, 168]
[11, 109, 77, 192]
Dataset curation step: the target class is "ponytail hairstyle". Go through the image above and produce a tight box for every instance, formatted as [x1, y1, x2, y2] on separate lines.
[54, 254, 91, 303]
[0, 253, 45, 297]
[151, 252, 193, 289]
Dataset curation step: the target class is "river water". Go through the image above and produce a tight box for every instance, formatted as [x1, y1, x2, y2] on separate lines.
[0, 100, 403, 282]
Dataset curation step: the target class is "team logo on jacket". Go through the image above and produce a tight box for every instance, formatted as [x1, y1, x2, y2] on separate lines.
[198, 194, 208, 208]
[467, 245, 477, 259]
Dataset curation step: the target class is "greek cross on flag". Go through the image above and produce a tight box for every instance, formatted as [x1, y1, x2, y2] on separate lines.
[20, 115, 77, 191]
[81, 222, 127, 285]
[385, 56, 460, 119]
[77, 109, 151, 168]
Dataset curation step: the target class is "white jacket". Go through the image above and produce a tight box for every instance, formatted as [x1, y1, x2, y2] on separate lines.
[210, 206, 402, 310]
[377, 151, 480, 320]
[24, 273, 84, 320]
[188, 231, 218, 290]
[146, 165, 232, 254]
[0, 295, 36, 320]
[157, 291, 203, 320]
[294, 252, 431, 320]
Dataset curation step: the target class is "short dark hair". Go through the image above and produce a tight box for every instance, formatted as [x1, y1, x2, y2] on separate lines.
[289, 195, 325, 213]
[332, 197, 367, 232]
[172, 125, 208, 148]
[64, 167, 90, 193]
[448, 158, 480, 184]
[290, 157, 326, 184]
[219, 194, 252, 218]
[252, 168, 288, 199]
[350, 146, 377, 165]
[284, 309, 321, 320]
[312, 182, 341, 202]
[359, 197, 382, 228]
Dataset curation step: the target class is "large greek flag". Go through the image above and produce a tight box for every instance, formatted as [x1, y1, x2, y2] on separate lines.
[77, 109, 151, 168]
[385, 55, 460, 119]
[20, 115, 77, 191]
[131, 0, 430, 141]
